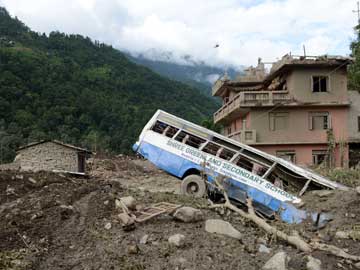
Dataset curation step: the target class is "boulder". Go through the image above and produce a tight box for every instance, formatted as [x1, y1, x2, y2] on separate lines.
[306, 256, 322, 270]
[258, 244, 271, 254]
[173, 206, 204, 223]
[118, 213, 135, 231]
[168, 234, 185, 247]
[356, 186, 360, 195]
[262, 251, 288, 270]
[118, 196, 136, 210]
[335, 231, 350, 239]
[205, 219, 242, 240]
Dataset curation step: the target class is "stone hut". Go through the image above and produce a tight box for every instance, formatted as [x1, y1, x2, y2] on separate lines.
[13, 140, 92, 173]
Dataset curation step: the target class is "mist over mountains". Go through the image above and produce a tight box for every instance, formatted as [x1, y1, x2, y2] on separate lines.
[126, 49, 242, 98]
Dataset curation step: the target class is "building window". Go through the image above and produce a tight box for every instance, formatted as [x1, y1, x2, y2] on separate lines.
[312, 76, 328, 92]
[269, 112, 289, 131]
[227, 126, 232, 135]
[245, 131, 253, 140]
[276, 150, 296, 163]
[312, 150, 328, 166]
[309, 112, 330, 130]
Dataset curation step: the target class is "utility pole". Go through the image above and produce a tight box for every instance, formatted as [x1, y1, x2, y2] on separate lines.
[353, 1, 360, 25]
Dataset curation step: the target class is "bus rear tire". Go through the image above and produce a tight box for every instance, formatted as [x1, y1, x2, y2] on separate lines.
[180, 175, 206, 198]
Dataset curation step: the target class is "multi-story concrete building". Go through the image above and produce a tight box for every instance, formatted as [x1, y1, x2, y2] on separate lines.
[212, 55, 356, 167]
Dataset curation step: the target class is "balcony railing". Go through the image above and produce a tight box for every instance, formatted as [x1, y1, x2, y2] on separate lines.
[214, 90, 292, 123]
[228, 130, 257, 144]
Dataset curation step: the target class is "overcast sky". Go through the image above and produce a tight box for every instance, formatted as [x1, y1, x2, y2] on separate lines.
[0, 0, 357, 68]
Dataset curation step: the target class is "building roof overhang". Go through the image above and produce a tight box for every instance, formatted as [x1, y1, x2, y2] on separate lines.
[17, 140, 93, 154]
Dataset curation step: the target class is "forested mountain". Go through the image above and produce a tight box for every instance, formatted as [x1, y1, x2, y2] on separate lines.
[126, 52, 240, 98]
[0, 7, 218, 162]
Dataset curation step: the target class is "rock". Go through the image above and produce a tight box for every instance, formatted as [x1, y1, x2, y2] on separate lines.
[118, 213, 135, 231]
[104, 222, 112, 230]
[103, 200, 109, 205]
[205, 219, 242, 240]
[262, 251, 288, 270]
[116, 196, 136, 210]
[173, 207, 204, 223]
[349, 230, 360, 240]
[311, 190, 334, 198]
[127, 244, 139, 254]
[335, 231, 350, 239]
[355, 261, 360, 269]
[306, 256, 321, 270]
[30, 211, 44, 220]
[28, 177, 37, 184]
[356, 186, 360, 195]
[258, 244, 271, 254]
[168, 234, 185, 247]
[15, 175, 23, 180]
[6, 185, 15, 195]
[140, 234, 149, 244]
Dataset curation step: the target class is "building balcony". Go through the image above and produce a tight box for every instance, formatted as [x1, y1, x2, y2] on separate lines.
[213, 90, 292, 124]
[228, 130, 257, 144]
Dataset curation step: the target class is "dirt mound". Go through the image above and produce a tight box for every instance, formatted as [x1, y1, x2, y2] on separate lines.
[1, 159, 360, 269]
[0, 169, 267, 270]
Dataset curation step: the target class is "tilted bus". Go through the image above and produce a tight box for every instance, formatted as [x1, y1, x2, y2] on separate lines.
[133, 110, 347, 224]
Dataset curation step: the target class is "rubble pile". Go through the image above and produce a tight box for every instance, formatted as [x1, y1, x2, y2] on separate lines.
[0, 158, 360, 269]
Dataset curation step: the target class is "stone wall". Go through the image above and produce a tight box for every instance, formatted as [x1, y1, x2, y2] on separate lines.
[17, 142, 80, 172]
[0, 161, 20, 171]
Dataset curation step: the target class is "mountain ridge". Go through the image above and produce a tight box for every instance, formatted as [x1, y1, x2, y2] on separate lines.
[0, 7, 218, 162]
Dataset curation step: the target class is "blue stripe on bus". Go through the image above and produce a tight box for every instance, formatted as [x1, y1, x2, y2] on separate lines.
[134, 141, 330, 224]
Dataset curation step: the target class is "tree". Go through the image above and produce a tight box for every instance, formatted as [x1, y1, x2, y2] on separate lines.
[349, 25, 360, 90]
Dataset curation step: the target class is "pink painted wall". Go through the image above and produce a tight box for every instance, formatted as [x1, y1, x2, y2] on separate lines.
[231, 113, 251, 133]
[248, 106, 348, 144]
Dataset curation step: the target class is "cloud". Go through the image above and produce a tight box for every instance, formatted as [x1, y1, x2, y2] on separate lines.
[0, 0, 357, 67]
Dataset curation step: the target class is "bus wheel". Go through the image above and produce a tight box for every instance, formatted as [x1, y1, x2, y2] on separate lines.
[180, 175, 206, 198]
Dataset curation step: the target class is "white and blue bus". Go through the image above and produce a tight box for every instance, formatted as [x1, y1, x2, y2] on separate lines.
[133, 110, 347, 224]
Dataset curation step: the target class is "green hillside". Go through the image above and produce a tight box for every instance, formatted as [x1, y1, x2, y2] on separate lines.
[0, 7, 218, 162]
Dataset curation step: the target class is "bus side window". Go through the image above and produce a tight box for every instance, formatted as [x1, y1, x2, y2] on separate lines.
[175, 131, 186, 142]
[234, 155, 254, 172]
[165, 126, 179, 138]
[152, 121, 168, 134]
[219, 148, 235, 161]
[186, 134, 205, 149]
[174, 131, 205, 149]
[203, 142, 220, 155]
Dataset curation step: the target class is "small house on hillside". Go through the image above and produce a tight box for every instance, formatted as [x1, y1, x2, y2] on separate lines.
[14, 140, 92, 174]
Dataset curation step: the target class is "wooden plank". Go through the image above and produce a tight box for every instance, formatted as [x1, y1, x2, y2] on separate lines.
[299, 179, 311, 196]
[134, 202, 181, 223]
